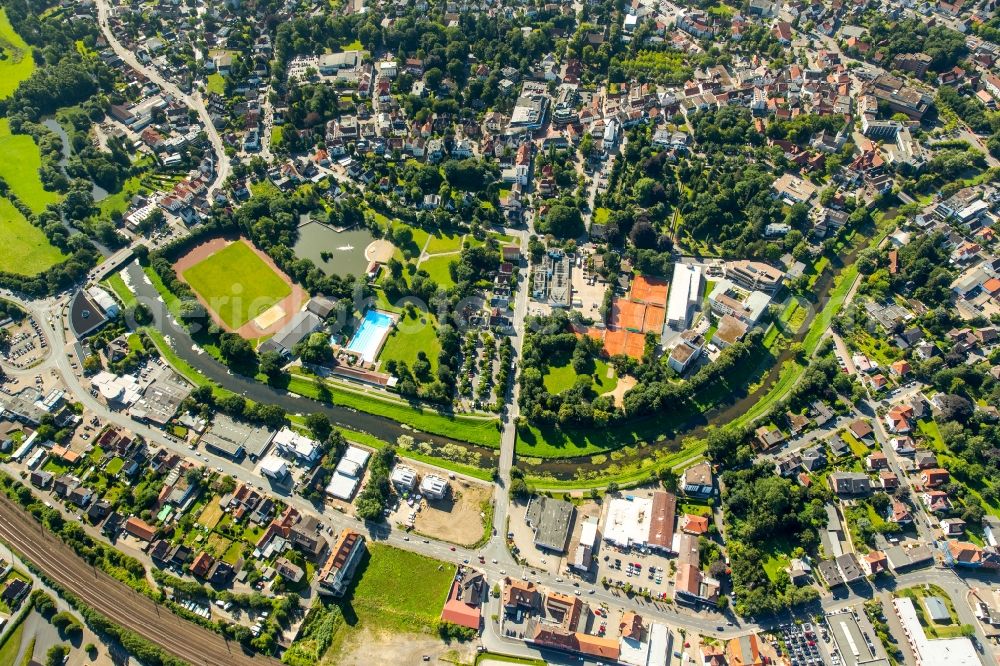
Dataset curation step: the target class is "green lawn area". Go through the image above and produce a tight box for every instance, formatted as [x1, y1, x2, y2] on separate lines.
[543, 358, 617, 396]
[678, 499, 712, 517]
[250, 179, 281, 198]
[762, 553, 790, 583]
[839, 429, 868, 457]
[340, 39, 364, 51]
[0, 8, 34, 99]
[424, 231, 464, 255]
[222, 540, 244, 565]
[0, 197, 66, 275]
[104, 273, 137, 307]
[270, 125, 283, 149]
[542, 362, 578, 394]
[779, 299, 808, 334]
[707, 3, 735, 17]
[206, 72, 225, 95]
[181, 239, 292, 329]
[417, 254, 457, 289]
[0, 612, 27, 665]
[377, 306, 441, 375]
[344, 544, 455, 634]
[0, 119, 61, 213]
[389, 220, 430, 261]
[284, 371, 501, 448]
[42, 458, 69, 475]
[127, 333, 144, 352]
[106, 457, 124, 475]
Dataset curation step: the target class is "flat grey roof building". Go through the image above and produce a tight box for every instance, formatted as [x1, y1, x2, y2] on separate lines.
[525, 496, 575, 553]
[200, 414, 275, 460]
[260, 311, 322, 357]
[131, 367, 192, 426]
[925, 596, 949, 623]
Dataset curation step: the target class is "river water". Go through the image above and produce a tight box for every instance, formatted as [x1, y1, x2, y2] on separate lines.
[123, 262, 500, 468]
[117, 215, 873, 482]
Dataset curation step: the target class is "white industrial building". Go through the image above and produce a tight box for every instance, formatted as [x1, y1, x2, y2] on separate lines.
[604, 497, 654, 548]
[272, 427, 320, 464]
[666, 263, 702, 330]
[259, 455, 289, 480]
[90, 372, 142, 406]
[419, 474, 449, 500]
[892, 597, 979, 666]
[325, 446, 370, 501]
[602, 492, 677, 552]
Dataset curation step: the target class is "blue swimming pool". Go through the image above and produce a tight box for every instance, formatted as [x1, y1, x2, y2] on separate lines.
[346, 310, 394, 363]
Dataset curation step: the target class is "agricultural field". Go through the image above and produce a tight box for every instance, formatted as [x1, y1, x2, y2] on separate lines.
[180, 240, 292, 329]
[0, 119, 61, 213]
[0, 9, 33, 99]
[0, 197, 66, 275]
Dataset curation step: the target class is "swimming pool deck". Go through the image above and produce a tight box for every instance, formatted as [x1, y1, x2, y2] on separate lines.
[341, 309, 398, 365]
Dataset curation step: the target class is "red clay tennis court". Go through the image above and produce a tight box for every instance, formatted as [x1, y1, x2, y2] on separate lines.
[630, 275, 669, 305]
[602, 329, 647, 358]
[610, 299, 646, 331]
[642, 304, 665, 334]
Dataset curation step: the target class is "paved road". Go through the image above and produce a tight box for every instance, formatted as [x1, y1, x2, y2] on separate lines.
[0, 493, 278, 666]
[95, 0, 231, 198]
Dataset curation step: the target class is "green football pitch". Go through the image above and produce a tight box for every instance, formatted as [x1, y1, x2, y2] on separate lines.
[181, 240, 292, 330]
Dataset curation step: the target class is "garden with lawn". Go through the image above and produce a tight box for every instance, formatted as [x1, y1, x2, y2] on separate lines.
[0, 197, 67, 275]
[97, 168, 183, 220]
[206, 72, 225, 95]
[180, 240, 292, 329]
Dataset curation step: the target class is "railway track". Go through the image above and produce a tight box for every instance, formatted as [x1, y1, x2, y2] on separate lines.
[0, 494, 280, 666]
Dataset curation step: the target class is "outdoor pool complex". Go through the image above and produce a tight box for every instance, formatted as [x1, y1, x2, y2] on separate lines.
[346, 310, 394, 363]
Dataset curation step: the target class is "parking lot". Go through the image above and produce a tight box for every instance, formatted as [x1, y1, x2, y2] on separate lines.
[777, 620, 829, 666]
[595, 551, 674, 602]
[571, 247, 607, 317]
[1, 317, 47, 369]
